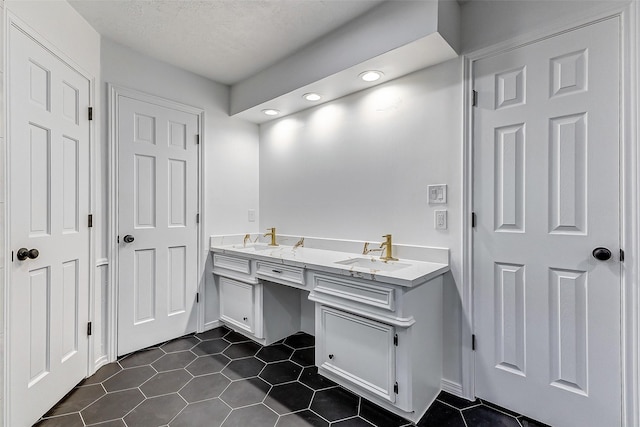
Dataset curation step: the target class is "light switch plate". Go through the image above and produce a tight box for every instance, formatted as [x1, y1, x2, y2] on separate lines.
[248, 209, 256, 222]
[428, 184, 447, 204]
[435, 210, 448, 230]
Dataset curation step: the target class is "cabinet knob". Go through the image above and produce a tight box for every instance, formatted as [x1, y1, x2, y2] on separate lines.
[328, 354, 334, 360]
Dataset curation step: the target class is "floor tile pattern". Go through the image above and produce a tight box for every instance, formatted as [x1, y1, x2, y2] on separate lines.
[35, 327, 550, 427]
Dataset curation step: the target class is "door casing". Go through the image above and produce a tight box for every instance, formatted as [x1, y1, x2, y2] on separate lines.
[106, 84, 205, 361]
[3, 11, 98, 425]
[461, 4, 639, 427]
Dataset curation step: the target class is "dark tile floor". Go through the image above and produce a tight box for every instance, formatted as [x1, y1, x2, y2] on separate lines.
[35, 327, 550, 427]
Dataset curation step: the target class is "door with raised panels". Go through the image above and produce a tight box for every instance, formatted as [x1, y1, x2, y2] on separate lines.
[8, 24, 91, 426]
[117, 95, 199, 356]
[473, 18, 620, 427]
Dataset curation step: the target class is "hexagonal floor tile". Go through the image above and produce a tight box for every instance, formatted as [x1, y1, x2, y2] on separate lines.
[224, 330, 252, 343]
[276, 410, 329, 427]
[119, 347, 165, 368]
[80, 389, 145, 425]
[35, 413, 84, 427]
[360, 398, 409, 427]
[140, 369, 193, 398]
[170, 398, 231, 427]
[85, 420, 126, 427]
[44, 384, 105, 417]
[220, 377, 271, 408]
[256, 343, 294, 363]
[80, 363, 122, 385]
[290, 347, 314, 367]
[161, 336, 201, 353]
[196, 326, 230, 341]
[123, 393, 187, 427]
[180, 373, 231, 403]
[310, 387, 360, 422]
[331, 417, 376, 427]
[222, 357, 266, 380]
[264, 382, 314, 415]
[192, 338, 230, 356]
[152, 350, 197, 372]
[259, 360, 302, 385]
[299, 367, 336, 391]
[187, 353, 230, 376]
[283, 333, 314, 349]
[103, 365, 156, 392]
[221, 403, 278, 427]
[223, 341, 261, 359]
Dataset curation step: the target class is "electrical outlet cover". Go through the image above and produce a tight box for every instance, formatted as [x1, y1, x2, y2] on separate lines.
[435, 210, 448, 230]
[428, 184, 447, 204]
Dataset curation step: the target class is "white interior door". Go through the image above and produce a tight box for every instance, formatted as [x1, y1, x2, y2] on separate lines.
[8, 25, 91, 426]
[473, 18, 621, 427]
[117, 94, 199, 356]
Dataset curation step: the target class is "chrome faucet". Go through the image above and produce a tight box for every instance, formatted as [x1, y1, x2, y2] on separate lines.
[379, 234, 398, 261]
[264, 227, 278, 246]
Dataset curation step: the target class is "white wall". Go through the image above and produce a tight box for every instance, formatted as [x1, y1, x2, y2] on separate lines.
[100, 38, 261, 337]
[461, 0, 630, 53]
[3, 0, 101, 423]
[259, 58, 464, 385]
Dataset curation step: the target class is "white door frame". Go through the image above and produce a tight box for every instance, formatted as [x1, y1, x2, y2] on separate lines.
[3, 12, 98, 425]
[461, 4, 639, 426]
[107, 84, 205, 361]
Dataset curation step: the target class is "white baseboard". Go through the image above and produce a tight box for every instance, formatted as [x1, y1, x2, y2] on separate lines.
[203, 319, 222, 331]
[441, 378, 464, 397]
[92, 355, 109, 375]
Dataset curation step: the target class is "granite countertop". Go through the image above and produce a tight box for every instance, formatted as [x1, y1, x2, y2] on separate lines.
[210, 242, 449, 287]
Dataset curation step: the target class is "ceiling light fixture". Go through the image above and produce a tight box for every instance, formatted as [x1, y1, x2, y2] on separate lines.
[303, 93, 322, 101]
[359, 70, 384, 82]
[262, 109, 280, 116]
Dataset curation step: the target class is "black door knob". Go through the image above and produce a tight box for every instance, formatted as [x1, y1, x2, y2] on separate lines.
[592, 247, 612, 261]
[17, 248, 39, 261]
[123, 235, 135, 243]
[328, 354, 334, 360]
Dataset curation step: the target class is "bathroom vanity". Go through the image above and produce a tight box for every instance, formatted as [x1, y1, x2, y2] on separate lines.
[210, 236, 449, 423]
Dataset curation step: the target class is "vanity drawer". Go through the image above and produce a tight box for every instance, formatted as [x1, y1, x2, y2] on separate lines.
[213, 253, 251, 275]
[312, 274, 395, 312]
[256, 261, 305, 286]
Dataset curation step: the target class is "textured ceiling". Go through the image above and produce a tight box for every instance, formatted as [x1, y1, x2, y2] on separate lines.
[69, 0, 385, 85]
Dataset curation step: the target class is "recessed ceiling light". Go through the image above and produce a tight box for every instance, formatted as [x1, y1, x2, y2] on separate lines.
[359, 70, 384, 82]
[303, 93, 322, 102]
[262, 109, 280, 116]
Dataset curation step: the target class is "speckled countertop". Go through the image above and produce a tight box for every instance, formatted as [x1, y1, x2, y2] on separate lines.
[210, 242, 449, 287]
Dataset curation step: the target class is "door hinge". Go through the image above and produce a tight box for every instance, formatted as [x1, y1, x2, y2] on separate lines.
[472, 90, 478, 107]
[87, 322, 92, 336]
[196, 134, 200, 145]
[117, 235, 120, 244]
[394, 382, 399, 394]
[472, 334, 476, 351]
[88, 107, 93, 121]
[471, 212, 477, 228]
[88, 214, 93, 228]
[196, 213, 200, 224]
[196, 292, 200, 303]
[393, 334, 398, 346]
[620, 249, 625, 262]
[11, 250, 14, 262]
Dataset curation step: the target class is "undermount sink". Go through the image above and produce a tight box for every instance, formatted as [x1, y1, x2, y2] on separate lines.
[334, 257, 411, 272]
[234, 243, 277, 251]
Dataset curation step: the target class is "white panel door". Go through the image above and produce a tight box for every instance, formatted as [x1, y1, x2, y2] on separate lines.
[8, 25, 90, 426]
[473, 18, 620, 427]
[117, 95, 199, 356]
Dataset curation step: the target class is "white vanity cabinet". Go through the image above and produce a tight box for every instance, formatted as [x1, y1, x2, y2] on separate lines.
[310, 272, 443, 423]
[219, 277, 256, 334]
[212, 252, 302, 345]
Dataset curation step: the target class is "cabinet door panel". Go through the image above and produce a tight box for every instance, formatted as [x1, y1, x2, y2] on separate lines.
[220, 278, 254, 333]
[320, 307, 396, 402]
